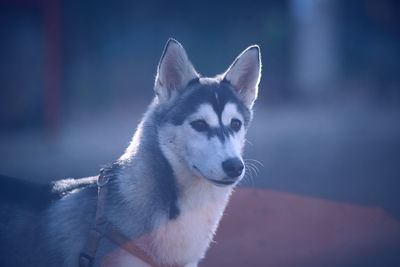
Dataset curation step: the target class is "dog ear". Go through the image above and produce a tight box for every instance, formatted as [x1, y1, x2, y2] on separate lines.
[155, 38, 199, 102]
[223, 45, 261, 108]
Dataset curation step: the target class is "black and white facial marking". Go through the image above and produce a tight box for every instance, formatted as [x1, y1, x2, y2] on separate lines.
[156, 38, 261, 187]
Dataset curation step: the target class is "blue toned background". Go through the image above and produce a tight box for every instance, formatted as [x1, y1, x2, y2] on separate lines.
[0, 0, 400, 266]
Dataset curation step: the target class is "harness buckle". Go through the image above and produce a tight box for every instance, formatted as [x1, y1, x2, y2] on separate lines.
[79, 252, 93, 267]
[97, 175, 109, 187]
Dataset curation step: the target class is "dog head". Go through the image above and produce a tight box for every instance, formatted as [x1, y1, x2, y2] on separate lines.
[156, 38, 261, 186]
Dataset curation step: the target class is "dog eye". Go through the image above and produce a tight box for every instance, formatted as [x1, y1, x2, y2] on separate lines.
[190, 119, 209, 132]
[230, 119, 242, 132]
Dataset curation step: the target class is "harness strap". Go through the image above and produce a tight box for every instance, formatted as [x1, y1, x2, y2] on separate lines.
[103, 222, 162, 266]
[79, 172, 168, 267]
[79, 229, 103, 267]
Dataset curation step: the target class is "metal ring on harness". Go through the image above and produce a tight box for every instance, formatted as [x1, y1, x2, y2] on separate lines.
[96, 175, 109, 187]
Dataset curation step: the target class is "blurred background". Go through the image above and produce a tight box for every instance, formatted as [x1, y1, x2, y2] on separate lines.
[1, 0, 400, 266]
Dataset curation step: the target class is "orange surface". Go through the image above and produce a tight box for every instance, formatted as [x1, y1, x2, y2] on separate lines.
[201, 188, 400, 267]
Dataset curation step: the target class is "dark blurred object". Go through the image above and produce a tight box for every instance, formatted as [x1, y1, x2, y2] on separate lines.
[0, 3, 43, 130]
[0, 0, 61, 133]
[340, 0, 400, 105]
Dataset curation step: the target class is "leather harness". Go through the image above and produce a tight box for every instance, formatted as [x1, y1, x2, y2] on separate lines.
[79, 172, 167, 267]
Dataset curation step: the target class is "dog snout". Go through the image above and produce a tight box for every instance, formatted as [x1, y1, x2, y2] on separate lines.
[222, 157, 244, 178]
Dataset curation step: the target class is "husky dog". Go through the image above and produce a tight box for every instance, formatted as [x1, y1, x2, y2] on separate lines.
[0, 38, 261, 266]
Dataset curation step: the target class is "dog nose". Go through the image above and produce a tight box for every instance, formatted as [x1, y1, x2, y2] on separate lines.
[222, 158, 244, 178]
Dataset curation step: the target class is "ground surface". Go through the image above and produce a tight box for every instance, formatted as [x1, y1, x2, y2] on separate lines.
[202, 188, 400, 267]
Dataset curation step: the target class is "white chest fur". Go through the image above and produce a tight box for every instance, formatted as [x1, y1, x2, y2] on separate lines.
[148, 179, 232, 266]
